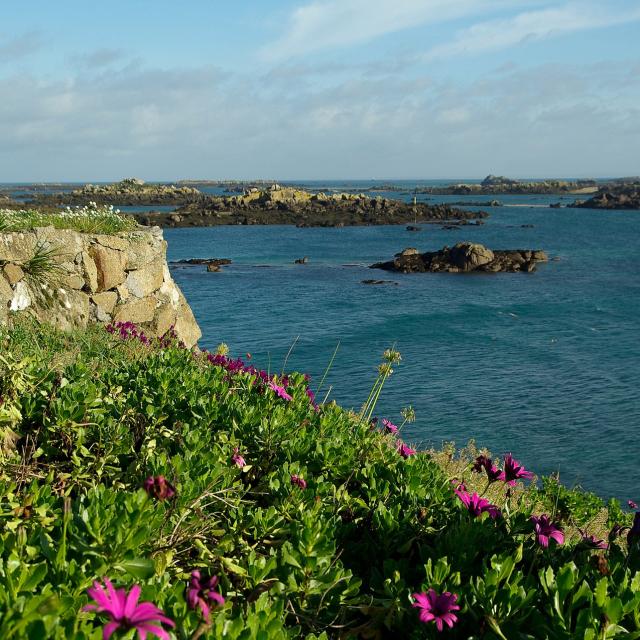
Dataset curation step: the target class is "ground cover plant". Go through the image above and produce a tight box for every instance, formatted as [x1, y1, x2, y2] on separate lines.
[0, 203, 137, 234]
[0, 318, 639, 639]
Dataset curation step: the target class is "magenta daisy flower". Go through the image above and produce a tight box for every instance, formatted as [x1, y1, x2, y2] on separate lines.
[499, 454, 534, 486]
[454, 488, 500, 519]
[396, 441, 416, 458]
[306, 388, 319, 411]
[580, 534, 608, 550]
[412, 589, 460, 631]
[267, 380, 293, 401]
[382, 418, 399, 434]
[472, 455, 501, 483]
[628, 500, 638, 509]
[186, 571, 225, 623]
[143, 476, 176, 501]
[231, 447, 246, 468]
[83, 578, 175, 640]
[531, 515, 564, 547]
[290, 474, 308, 489]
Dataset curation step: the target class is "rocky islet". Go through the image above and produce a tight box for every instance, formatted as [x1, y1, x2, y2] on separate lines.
[370, 242, 549, 274]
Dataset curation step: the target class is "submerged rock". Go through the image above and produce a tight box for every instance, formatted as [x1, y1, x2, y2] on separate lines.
[370, 242, 548, 274]
[361, 279, 398, 285]
[174, 258, 232, 266]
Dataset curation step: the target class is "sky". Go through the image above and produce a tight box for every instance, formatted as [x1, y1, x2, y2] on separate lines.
[1, 0, 639, 181]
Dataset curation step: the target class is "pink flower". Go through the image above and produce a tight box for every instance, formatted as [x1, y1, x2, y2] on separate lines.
[454, 488, 500, 519]
[396, 441, 416, 458]
[412, 589, 460, 631]
[531, 515, 564, 547]
[186, 571, 225, 622]
[231, 447, 246, 468]
[268, 380, 293, 401]
[581, 534, 608, 550]
[290, 474, 307, 489]
[83, 578, 174, 640]
[499, 454, 534, 486]
[472, 455, 501, 483]
[382, 418, 399, 434]
[629, 500, 638, 509]
[143, 476, 176, 501]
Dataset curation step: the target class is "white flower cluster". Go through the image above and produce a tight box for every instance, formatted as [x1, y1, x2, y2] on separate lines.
[61, 202, 123, 218]
[0, 202, 136, 233]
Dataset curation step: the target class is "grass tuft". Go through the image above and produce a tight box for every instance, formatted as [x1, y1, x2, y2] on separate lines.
[0, 202, 138, 234]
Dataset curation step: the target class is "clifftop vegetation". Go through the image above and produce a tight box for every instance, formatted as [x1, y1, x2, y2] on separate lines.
[0, 319, 638, 639]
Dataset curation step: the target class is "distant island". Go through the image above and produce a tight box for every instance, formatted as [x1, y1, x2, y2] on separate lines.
[11, 180, 487, 227]
[33, 177, 205, 206]
[574, 183, 640, 210]
[4, 176, 639, 218]
[406, 175, 602, 196]
[139, 186, 487, 228]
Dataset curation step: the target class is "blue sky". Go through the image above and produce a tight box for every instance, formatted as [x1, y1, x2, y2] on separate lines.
[1, 0, 639, 180]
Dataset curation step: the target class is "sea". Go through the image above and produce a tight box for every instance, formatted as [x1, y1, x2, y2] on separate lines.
[4, 180, 639, 501]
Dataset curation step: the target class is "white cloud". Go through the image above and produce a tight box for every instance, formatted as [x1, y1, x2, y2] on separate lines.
[263, 0, 517, 60]
[424, 2, 640, 60]
[0, 58, 638, 180]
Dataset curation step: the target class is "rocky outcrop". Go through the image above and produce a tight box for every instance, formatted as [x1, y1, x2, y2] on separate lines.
[140, 186, 488, 228]
[33, 178, 205, 206]
[409, 177, 599, 196]
[172, 258, 232, 267]
[370, 242, 548, 274]
[481, 175, 520, 188]
[575, 186, 640, 210]
[0, 227, 201, 346]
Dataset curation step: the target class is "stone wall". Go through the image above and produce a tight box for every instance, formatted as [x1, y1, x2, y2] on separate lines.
[0, 226, 201, 347]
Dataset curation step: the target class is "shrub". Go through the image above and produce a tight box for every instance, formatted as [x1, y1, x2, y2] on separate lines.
[0, 320, 638, 638]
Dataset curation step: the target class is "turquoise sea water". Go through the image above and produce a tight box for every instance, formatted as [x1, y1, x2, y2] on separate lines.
[3, 181, 638, 500]
[164, 187, 640, 502]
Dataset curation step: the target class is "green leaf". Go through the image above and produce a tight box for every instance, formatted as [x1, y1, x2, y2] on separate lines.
[115, 558, 155, 580]
[605, 597, 623, 625]
[486, 616, 509, 640]
[221, 557, 248, 577]
[595, 578, 608, 608]
[21, 563, 48, 592]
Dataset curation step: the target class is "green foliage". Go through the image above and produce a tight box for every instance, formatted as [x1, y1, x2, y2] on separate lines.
[20, 241, 62, 281]
[0, 320, 638, 639]
[540, 474, 605, 526]
[0, 203, 137, 234]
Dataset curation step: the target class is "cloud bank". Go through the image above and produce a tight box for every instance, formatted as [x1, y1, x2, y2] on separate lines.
[1, 1, 639, 179]
[1, 57, 638, 180]
[424, 2, 640, 60]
